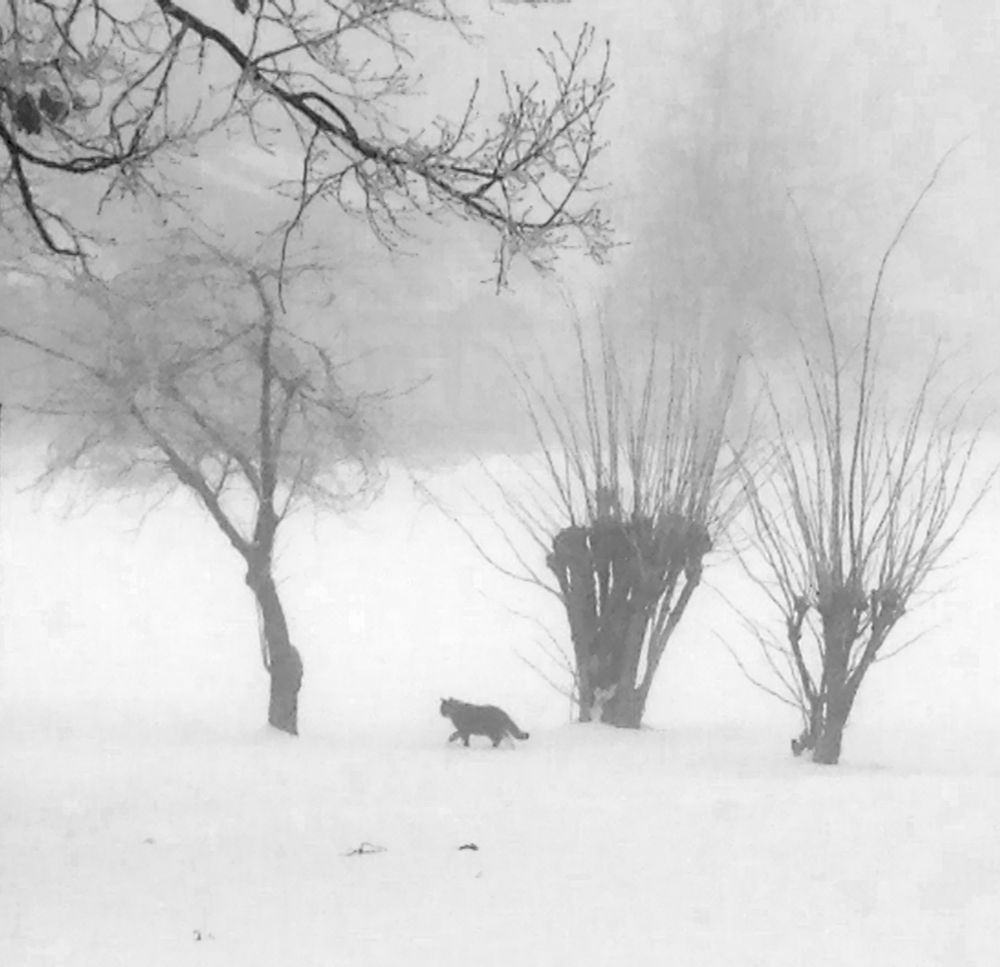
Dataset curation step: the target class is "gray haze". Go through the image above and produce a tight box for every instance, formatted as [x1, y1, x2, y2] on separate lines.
[3, 0, 999, 459]
[197, 0, 1000, 458]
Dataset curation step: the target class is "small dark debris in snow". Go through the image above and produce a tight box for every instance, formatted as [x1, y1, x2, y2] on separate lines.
[458, 843, 479, 851]
[343, 842, 387, 857]
[193, 930, 214, 942]
[142, 837, 156, 845]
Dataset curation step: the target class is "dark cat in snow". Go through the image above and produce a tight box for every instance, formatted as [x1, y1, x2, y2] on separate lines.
[440, 697, 530, 748]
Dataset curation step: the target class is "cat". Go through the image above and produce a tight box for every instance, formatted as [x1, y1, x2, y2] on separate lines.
[440, 697, 530, 748]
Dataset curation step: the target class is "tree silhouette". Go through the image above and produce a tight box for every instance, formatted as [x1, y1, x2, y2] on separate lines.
[1, 238, 382, 735]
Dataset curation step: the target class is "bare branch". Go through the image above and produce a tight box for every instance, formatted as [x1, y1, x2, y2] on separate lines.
[0, 2, 613, 284]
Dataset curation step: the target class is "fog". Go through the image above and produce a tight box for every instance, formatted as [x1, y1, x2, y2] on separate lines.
[21, 0, 989, 460]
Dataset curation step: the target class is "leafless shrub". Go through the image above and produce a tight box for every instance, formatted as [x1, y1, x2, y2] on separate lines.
[427, 321, 745, 727]
[733, 145, 996, 764]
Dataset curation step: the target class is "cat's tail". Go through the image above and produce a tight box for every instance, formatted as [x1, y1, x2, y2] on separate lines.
[506, 717, 530, 741]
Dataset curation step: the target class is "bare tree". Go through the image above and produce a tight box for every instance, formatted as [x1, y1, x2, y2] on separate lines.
[0, 1, 611, 284]
[442, 326, 744, 728]
[0, 238, 382, 735]
[734, 150, 996, 765]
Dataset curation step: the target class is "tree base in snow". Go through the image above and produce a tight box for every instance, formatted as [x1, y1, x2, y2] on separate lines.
[790, 715, 847, 765]
[579, 686, 645, 729]
[267, 646, 304, 736]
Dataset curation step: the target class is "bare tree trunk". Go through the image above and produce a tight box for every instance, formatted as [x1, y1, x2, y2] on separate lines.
[246, 560, 303, 736]
[812, 667, 863, 765]
[600, 685, 645, 728]
[551, 527, 599, 707]
[549, 515, 709, 730]
[598, 603, 655, 728]
[811, 594, 856, 763]
[812, 703, 848, 765]
[268, 644, 303, 736]
[577, 668, 597, 723]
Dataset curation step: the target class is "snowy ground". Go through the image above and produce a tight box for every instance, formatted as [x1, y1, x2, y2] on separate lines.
[3, 719, 1000, 967]
[3, 463, 1000, 965]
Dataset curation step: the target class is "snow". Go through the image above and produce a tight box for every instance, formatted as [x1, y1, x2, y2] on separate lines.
[3, 465, 1000, 966]
[4, 721, 1000, 967]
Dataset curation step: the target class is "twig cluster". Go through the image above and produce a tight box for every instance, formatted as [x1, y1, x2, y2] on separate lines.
[0, 1, 612, 284]
[0, 237, 385, 542]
